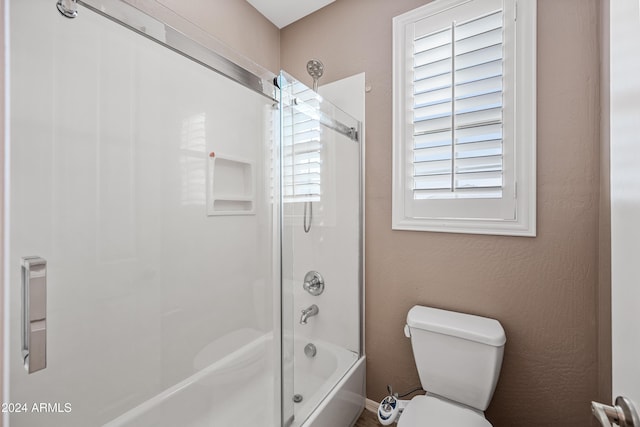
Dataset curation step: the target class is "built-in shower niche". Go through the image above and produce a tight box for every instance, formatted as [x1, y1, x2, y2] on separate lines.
[208, 154, 255, 215]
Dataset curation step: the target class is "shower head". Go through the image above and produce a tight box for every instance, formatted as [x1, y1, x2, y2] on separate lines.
[306, 59, 324, 92]
[306, 59, 324, 80]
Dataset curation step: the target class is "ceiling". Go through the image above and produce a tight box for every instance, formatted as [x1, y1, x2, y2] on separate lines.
[246, 0, 336, 29]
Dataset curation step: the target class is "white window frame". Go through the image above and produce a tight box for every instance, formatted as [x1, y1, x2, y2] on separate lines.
[392, 0, 536, 236]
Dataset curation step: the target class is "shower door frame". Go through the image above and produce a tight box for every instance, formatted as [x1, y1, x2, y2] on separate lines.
[278, 71, 366, 427]
[0, 0, 365, 425]
[1, 0, 284, 423]
[1, 0, 7, 413]
[2, 4, 284, 427]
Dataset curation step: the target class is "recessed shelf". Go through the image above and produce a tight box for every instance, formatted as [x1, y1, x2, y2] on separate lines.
[208, 155, 255, 216]
[213, 195, 254, 202]
[213, 199, 253, 213]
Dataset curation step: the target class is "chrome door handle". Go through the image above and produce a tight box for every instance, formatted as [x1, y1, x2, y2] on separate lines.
[592, 396, 640, 427]
[21, 256, 47, 374]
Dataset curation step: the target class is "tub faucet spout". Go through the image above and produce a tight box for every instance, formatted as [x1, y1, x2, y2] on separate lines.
[300, 304, 319, 324]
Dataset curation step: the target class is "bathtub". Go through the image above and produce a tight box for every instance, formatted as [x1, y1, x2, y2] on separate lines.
[103, 330, 364, 427]
[293, 355, 366, 427]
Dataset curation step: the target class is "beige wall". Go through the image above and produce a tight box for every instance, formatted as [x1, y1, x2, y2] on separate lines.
[155, 0, 280, 73]
[281, 0, 604, 426]
[124, 0, 280, 73]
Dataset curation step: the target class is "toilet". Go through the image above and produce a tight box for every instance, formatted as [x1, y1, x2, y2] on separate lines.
[398, 305, 506, 426]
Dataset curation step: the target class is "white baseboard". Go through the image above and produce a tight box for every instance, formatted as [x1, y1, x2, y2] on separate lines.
[365, 398, 379, 413]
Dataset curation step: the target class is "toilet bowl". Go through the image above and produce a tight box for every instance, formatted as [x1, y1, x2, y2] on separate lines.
[397, 306, 506, 426]
[398, 395, 491, 426]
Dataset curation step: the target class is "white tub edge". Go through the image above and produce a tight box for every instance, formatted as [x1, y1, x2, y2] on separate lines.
[301, 356, 366, 427]
[103, 332, 271, 427]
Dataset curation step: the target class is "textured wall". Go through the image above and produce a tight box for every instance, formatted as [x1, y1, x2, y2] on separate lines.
[281, 0, 603, 425]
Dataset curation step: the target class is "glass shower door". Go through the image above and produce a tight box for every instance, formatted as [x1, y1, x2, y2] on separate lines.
[6, 1, 278, 426]
[279, 72, 362, 426]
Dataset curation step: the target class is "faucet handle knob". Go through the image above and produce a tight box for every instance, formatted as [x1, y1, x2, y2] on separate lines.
[303, 271, 325, 296]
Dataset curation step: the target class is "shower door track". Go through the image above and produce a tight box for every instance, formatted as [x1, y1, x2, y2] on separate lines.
[71, 0, 278, 101]
[58, 0, 361, 143]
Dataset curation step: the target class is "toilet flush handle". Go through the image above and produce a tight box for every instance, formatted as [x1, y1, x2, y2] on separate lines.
[404, 324, 411, 338]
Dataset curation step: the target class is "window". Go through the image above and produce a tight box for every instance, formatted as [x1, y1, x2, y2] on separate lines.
[282, 82, 322, 203]
[267, 81, 323, 206]
[392, 0, 536, 236]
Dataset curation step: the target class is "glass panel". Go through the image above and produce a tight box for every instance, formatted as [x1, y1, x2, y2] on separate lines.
[413, 43, 452, 67]
[414, 28, 451, 53]
[456, 123, 502, 144]
[455, 43, 502, 70]
[414, 174, 453, 190]
[455, 27, 502, 55]
[455, 59, 502, 84]
[455, 155, 503, 173]
[9, 1, 278, 426]
[414, 101, 454, 121]
[414, 87, 452, 108]
[414, 115, 452, 134]
[414, 130, 452, 149]
[455, 170, 503, 189]
[455, 75, 502, 99]
[455, 106, 502, 128]
[413, 58, 452, 81]
[454, 11, 503, 40]
[456, 139, 503, 159]
[279, 72, 361, 427]
[455, 91, 503, 114]
[414, 159, 453, 176]
[414, 145, 453, 163]
[413, 72, 452, 93]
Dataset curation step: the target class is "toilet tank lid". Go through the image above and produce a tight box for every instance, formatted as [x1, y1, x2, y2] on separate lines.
[406, 306, 506, 347]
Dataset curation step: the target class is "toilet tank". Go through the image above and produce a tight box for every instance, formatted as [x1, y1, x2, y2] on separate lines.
[406, 306, 506, 411]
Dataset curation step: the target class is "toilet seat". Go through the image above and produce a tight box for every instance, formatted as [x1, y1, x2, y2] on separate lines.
[397, 395, 492, 427]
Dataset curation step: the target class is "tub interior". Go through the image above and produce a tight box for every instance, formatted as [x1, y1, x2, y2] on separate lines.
[103, 331, 360, 427]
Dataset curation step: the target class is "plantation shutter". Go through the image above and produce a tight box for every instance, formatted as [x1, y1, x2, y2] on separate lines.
[282, 83, 322, 202]
[392, 0, 536, 235]
[412, 10, 504, 200]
